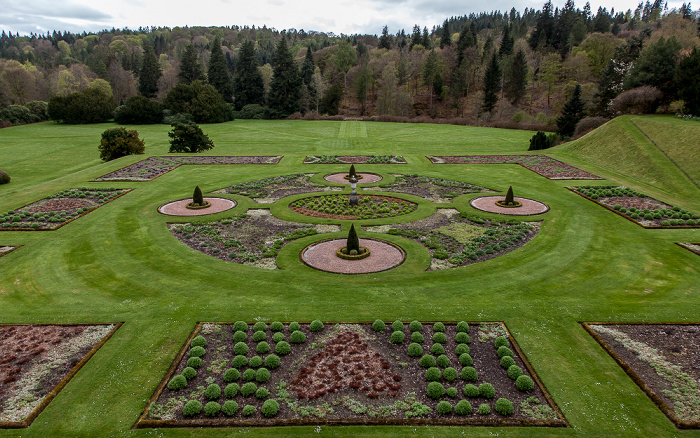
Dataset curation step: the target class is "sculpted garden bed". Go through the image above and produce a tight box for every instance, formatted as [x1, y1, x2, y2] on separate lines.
[366, 209, 539, 270]
[290, 194, 417, 220]
[363, 175, 495, 203]
[93, 156, 282, 181]
[168, 210, 339, 269]
[0, 324, 120, 428]
[583, 323, 700, 428]
[0, 188, 130, 231]
[570, 186, 699, 228]
[677, 243, 700, 256]
[0, 245, 19, 258]
[428, 155, 602, 180]
[305, 155, 406, 164]
[212, 174, 341, 203]
[138, 321, 564, 427]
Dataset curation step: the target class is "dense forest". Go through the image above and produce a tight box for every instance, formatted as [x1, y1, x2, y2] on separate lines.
[1, 0, 699, 135]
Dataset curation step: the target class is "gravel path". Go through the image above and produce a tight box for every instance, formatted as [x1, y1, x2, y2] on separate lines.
[301, 238, 405, 274]
[158, 198, 236, 216]
[323, 172, 383, 184]
[470, 196, 549, 215]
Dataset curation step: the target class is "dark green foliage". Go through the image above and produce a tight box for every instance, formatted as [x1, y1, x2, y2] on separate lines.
[256, 341, 270, 354]
[482, 53, 501, 114]
[290, 330, 306, 344]
[248, 356, 263, 368]
[459, 353, 474, 367]
[223, 368, 240, 382]
[187, 357, 202, 369]
[261, 399, 280, 417]
[391, 320, 404, 331]
[192, 186, 204, 206]
[114, 96, 163, 124]
[425, 367, 442, 381]
[494, 336, 509, 349]
[164, 81, 233, 124]
[430, 343, 445, 355]
[455, 332, 470, 344]
[676, 47, 700, 115]
[168, 122, 214, 153]
[205, 383, 221, 400]
[556, 84, 586, 137]
[508, 365, 523, 380]
[427, 381, 446, 399]
[419, 354, 436, 368]
[408, 343, 423, 357]
[270, 321, 284, 332]
[348, 164, 357, 178]
[409, 320, 423, 332]
[501, 356, 516, 369]
[346, 224, 360, 254]
[463, 383, 480, 397]
[289, 322, 301, 332]
[264, 354, 281, 369]
[182, 367, 197, 380]
[233, 41, 265, 111]
[253, 331, 267, 342]
[390, 331, 405, 344]
[272, 332, 285, 343]
[497, 346, 514, 358]
[432, 332, 447, 344]
[626, 37, 682, 99]
[233, 321, 248, 332]
[495, 398, 514, 415]
[188, 346, 205, 358]
[240, 382, 257, 397]
[478, 403, 491, 415]
[0, 104, 39, 125]
[253, 321, 267, 332]
[455, 321, 469, 333]
[233, 342, 249, 355]
[433, 322, 445, 332]
[455, 344, 469, 355]
[479, 382, 496, 398]
[446, 387, 458, 398]
[309, 320, 324, 332]
[528, 131, 551, 151]
[224, 383, 240, 398]
[504, 186, 515, 205]
[455, 400, 473, 415]
[436, 400, 452, 414]
[242, 405, 256, 416]
[191, 335, 207, 348]
[178, 44, 205, 84]
[204, 401, 221, 417]
[267, 38, 302, 118]
[372, 319, 386, 332]
[255, 367, 271, 383]
[233, 331, 247, 343]
[207, 38, 233, 102]
[231, 355, 248, 369]
[275, 341, 291, 355]
[255, 387, 270, 399]
[505, 49, 528, 105]
[436, 354, 450, 368]
[98, 127, 145, 161]
[411, 332, 424, 343]
[516, 375, 535, 391]
[48, 88, 115, 124]
[443, 367, 458, 382]
[461, 366, 478, 381]
[320, 84, 343, 115]
[139, 45, 161, 98]
[167, 374, 187, 391]
[182, 400, 203, 416]
[222, 400, 239, 415]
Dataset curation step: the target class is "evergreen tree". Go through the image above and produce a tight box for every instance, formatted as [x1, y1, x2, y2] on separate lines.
[207, 37, 233, 103]
[504, 49, 528, 105]
[456, 23, 477, 64]
[138, 45, 161, 98]
[422, 27, 431, 49]
[482, 53, 501, 114]
[422, 50, 440, 110]
[410, 25, 422, 50]
[675, 47, 700, 115]
[178, 44, 205, 84]
[529, 0, 555, 51]
[346, 223, 360, 253]
[556, 84, 586, 137]
[232, 41, 265, 111]
[267, 37, 302, 117]
[498, 23, 514, 57]
[440, 20, 451, 49]
[300, 46, 315, 85]
[625, 36, 682, 100]
[379, 25, 392, 49]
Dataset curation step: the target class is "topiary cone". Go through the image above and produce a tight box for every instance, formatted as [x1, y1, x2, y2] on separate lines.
[348, 164, 357, 178]
[346, 223, 360, 253]
[193, 185, 204, 206]
[505, 186, 514, 205]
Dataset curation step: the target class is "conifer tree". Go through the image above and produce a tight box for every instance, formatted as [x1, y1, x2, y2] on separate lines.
[267, 37, 302, 117]
[556, 84, 586, 137]
[300, 46, 315, 85]
[422, 27, 431, 49]
[410, 25, 422, 50]
[178, 44, 205, 84]
[207, 37, 233, 102]
[378, 25, 392, 49]
[675, 47, 700, 115]
[138, 45, 161, 98]
[504, 49, 528, 105]
[440, 20, 451, 49]
[498, 24, 514, 57]
[346, 223, 360, 253]
[482, 53, 501, 114]
[232, 41, 265, 111]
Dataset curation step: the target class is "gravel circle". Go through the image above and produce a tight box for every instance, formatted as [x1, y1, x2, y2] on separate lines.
[470, 196, 549, 215]
[158, 197, 236, 216]
[301, 238, 405, 274]
[324, 172, 383, 184]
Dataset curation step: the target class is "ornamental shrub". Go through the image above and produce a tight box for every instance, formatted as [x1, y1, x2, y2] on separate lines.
[261, 399, 280, 417]
[507, 365, 523, 380]
[479, 383, 496, 398]
[99, 127, 146, 162]
[478, 403, 491, 415]
[187, 357, 203, 369]
[222, 400, 239, 415]
[224, 383, 240, 398]
[461, 366, 478, 381]
[456, 321, 469, 333]
[204, 401, 221, 416]
[289, 321, 300, 331]
[168, 121, 214, 153]
[290, 330, 306, 344]
[430, 343, 445, 355]
[205, 384, 221, 400]
[233, 330, 247, 342]
[391, 320, 404, 331]
[497, 346, 513, 358]
[459, 353, 474, 366]
[494, 336, 509, 349]
[419, 354, 436, 368]
[182, 400, 203, 416]
[247, 355, 262, 367]
[495, 398, 514, 415]
[182, 367, 197, 380]
[167, 375, 187, 391]
[463, 383, 479, 397]
[455, 332, 471, 344]
[270, 321, 284, 332]
[233, 321, 248, 332]
[436, 400, 452, 414]
[425, 367, 442, 381]
[253, 331, 267, 342]
[253, 321, 267, 332]
[242, 405, 256, 416]
[409, 320, 423, 332]
[0, 169, 10, 185]
[446, 387, 458, 398]
[242, 369, 256, 381]
[390, 331, 405, 344]
[272, 332, 285, 343]
[411, 332, 424, 343]
[256, 368, 271, 383]
[310, 320, 324, 332]
[500, 356, 516, 369]
[436, 354, 450, 368]
[231, 355, 248, 369]
[408, 343, 423, 357]
[433, 322, 445, 332]
[372, 319, 386, 332]
[113, 96, 163, 124]
[455, 400, 472, 415]
[432, 332, 447, 344]
[223, 368, 240, 382]
[516, 375, 535, 391]
[188, 346, 205, 358]
[443, 367, 458, 382]
[427, 381, 446, 399]
[455, 344, 470, 355]
[275, 341, 291, 355]
[164, 80, 233, 123]
[49, 87, 115, 124]
[241, 382, 257, 397]
[191, 335, 207, 348]
[255, 387, 270, 399]
[264, 354, 281, 369]
[257, 341, 270, 354]
[233, 342, 249, 355]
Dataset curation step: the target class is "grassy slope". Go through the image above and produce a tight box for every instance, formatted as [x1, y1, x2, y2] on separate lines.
[0, 120, 698, 438]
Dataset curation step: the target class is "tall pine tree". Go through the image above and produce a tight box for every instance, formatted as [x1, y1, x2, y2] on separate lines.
[207, 37, 233, 103]
[178, 44, 205, 84]
[556, 84, 586, 137]
[504, 49, 528, 105]
[378, 25, 392, 49]
[232, 41, 265, 111]
[267, 37, 302, 117]
[138, 45, 161, 98]
[440, 20, 451, 49]
[482, 53, 501, 114]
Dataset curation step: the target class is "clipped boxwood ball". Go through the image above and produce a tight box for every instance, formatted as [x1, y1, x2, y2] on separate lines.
[255, 387, 270, 399]
[425, 367, 442, 381]
[390, 331, 405, 344]
[242, 405, 256, 416]
[233, 342, 249, 355]
[436, 354, 450, 368]
[409, 320, 423, 332]
[500, 355, 516, 369]
[433, 322, 445, 332]
[427, 381, 446, 400]
[477, 403, 491, 415]
[443, 367, 458, 382]
[494, 336, 509, 349]
[459, 353, 474, 366]
[253, 321, 267, 332]
[188, 346, 206, 358]
[391, 319, 404, 331]
[275, 341, 291, 355]
[436, 400, 452, 414]
[233, 321, 248, 332]
[408, 343, 423, 357]
[507, 365, 523, 380]
[479, 382, 496, 399]
[191, 335, 207, 348]
[205, 383, 221, 400]
[455, 321, 469, 333]
[372, 319, 386, 332]
[182, 366, 197, 380]
[289, 321, 301, 331]
[419, 354, 436, 368]
[231, 355, 248, 369]
[187, 356, 203, 369]
[497, 346, 513, 358]
[204, 401, 221, 417]
[255, 367, 271, 383]
[446, 387, 458, 398]
[290, 330, 306, 344]
[455, 343, 470, 355]
[240, 382, 257, 397]
[168, 374, 187, 391]
[264, 354, 281, 369]
[183, 400, 203, 416]
[495, 398, 514, 416]
[253, 331, 267, 342]
[432, 332, 447, 344]
[270, 321, 284, 332]
[455, 332, 470, 344]
[224, 383, 240, 398]
[309, 320, 324, 332]
[411, 331, 424, 343]
[516, 375, 535, 392]
[233, 330, 247, 343]
[222, 400, 239, 415]
[455, 399, 472, 415]
[272, 332, 285, 343]
[261, 399, 280, 417]
[223, 368, 240, 382]
[242, 369, 256, 381]
[463, 383, 479, 397]
[430, 343, 445, 355]
[461, 366, 478, 381]
[257, 341, 270, 354]
[248, 356, 263, 368]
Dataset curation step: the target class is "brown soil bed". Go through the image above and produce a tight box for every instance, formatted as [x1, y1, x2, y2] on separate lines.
[139, 321, 564, 427]
[364, 174, 495, 203]
[585, 323, 700, 428]
[290, 194, 417, 220]
[212, 174, 341, 203]
[470, 196, 549, 216]
[429, 155, 602, 180]
[301, 238, 405, 274]
[305, 155, 406, 164]
[158, 198, 236, 216]
[0, 324, 119, 427]
[324, 173, 383, 184]
[93, 156, 282, 182]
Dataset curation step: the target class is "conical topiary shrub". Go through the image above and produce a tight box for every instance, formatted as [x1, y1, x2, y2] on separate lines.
[193, 186, 204, 206]
[348, 164, 357, 178]
[336, 223, 370, 260]
[346, 223, 360, 254]
[504, 186, 514, 205]
[495, 185, 522, 208]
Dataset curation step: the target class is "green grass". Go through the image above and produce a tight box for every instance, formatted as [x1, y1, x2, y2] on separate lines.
[0, 118, 699, 437]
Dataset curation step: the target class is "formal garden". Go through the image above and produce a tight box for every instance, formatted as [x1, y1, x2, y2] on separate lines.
[0, 116, 698, 437]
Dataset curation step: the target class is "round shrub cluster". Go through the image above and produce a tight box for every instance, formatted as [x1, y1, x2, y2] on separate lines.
[436, 400, 452, 414]
[500, 356, 516, 369]
[187, 357, 203, 369]
[425, 367, 442, 381]
[223, 368, 240, 382]
[455, 399, 472, 415]
[443, 367, 458, 382]
[204, 401, 221, 417]
[257, 341, 270, 354]
[390, 331, 405, 344]
[264, 354, 281, 369]
[459, 353, 474, 366]
[222, 400, 239, 416]
[188, 346, 206, 358]
[516, 375, 535, 392]
[372, 319, 386, 332]
[419, 354, 436, 368]
[479, 382, 496, 398]
[463, 383, 479, 397]
[494, 336, 509, 349]
[455, 344, 470, 355]
[495, 398, 514, 415]
[408, 343, 423, 357]
[433, 322, 445, 332]
[432, 332, 447, 344]
[0, 169, 10, 185]
[233, 342, 249, 355]
[183, 400, 203, 416]
[256, 387, 270, 399]
[310, 320, 324, 332]
[253, 331, 267, 342]
[205, 384, 221, 400]
[430, 343, 445, 355]
[411, 331, 424, 343]
[233, 330, 247, 343]
[275, 341, 291, 355]
[507, 365, 523, 380]
[409, 320, 423, 332]
[242, 369, 256, 381]
[232, 355, 248, 369]
[391, 320, 404, 331]
[272, 332, 285, 343]
[455, 332, 471, 344]
[261, 399, 280, 417]
[242, 405, 256, 416]
[477, 403, 491, 415]
[289, 321, 301, 331]
[497, 346, 513, 358]
[191, 335, 207, 348]
[436, 354, 450, 368]
[248, 356, 263, 368]
[256, 368, 271, 383]
[182, 367, 197, 380]
[224, 383, 240, 398]
[455, 321, 469, 333]
[270, 321, 284, 332]
[241, 382, 257, 397]
[427, 381, 446, 399]
[168, 375, 187, 391]
[446, 387, 458, 398]
[290, 330, 306, 344]
[253, 321, 267, 332]
[233, 321, 248, 332]
[461, 366, 478, 381]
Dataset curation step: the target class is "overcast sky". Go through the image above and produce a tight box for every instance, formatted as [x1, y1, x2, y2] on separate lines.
[1, 0, 690, 37]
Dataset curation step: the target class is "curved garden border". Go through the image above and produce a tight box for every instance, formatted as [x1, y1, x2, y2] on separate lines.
[470, 196, 549, 216]
[300, 237, 406, 274]
[158, 198, 236, 216]
[324, 172, 383, 184]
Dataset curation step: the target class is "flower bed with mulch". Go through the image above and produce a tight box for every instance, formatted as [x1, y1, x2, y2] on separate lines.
[212, 174, 341, 203]
[366, 209, 539, 270]
[0, 324, 120, 428]
[569, 186, 699, 228]
[583, 323, 700, 429]
[137, 321, 564, 427]
[363, 175, 495, 203]
[290, 194, 417, 220]
[428, 155, 602, 180]
[93, 156, 282, 182]
[0, 188, 130, 231]
[168, 210, 340, 269]
[305, 155, 406, 164]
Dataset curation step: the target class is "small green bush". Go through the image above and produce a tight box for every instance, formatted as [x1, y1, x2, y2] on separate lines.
[411, 331, 424, 343]
[222, 400, 239, 415]
[455, 344, 470, 355]
[257, 341, 270, 354]
[430, 343, 445, 355]
[182, 367, 197, 380]
[182, 400, 203, 416]
[168, 121, 214, 153]
[187, 356, 203, 369]
[463, 383, 479, 397]
[436, 354, 450, 368]
[270, 321, 284, 332]
[290, 330, 306, 344]
[233, 321, 248, 332]
[242, 405, 256, 416]
[497, 346, 513, 358]
[479, 383, 496, 398]
[455, 332, 471, 344]
[507, 365, 523, 380]
[494, 336, 509, 349]
[233, 342, 249, 355]
[204, 401, 221, 416]
[433, 322, 445, 332]
[446, 387, 458, 398]
[432, 332, 447, 344]
[477, 403, 491, 415]
[390, 331, 405, 344]
[272, 332, 285, 343]
[188, 346, 206, 358]
[309, 320, 324, 331]
[191, 335, 207, 348]
[455, 399, 472, 415]
[240, 382, 257, 397]
[500, 356, 516, 369]
[436, 400, 452, 414]
[255, 387, 270, 399]
[247, 356, 262, 368]
[223, 368, 240, 382]
[0, 169, 10, 185]
[459, 353, 474, 366]
[456, 321, 469, 333]
[253, 331, 267, 342]
[391, 320, 404, 331]
[408, 343, 423, 357]
[231, 355, 248, 369]
[425, 367, 442, 381]
[516, 375, 535, 391]
[461, 366, 478, 381]
[275, 341, 291, 355]
[419, 354, 436, 368]
[167, 374, 187, 391]
[409, 320, 423, 332]
[99, 127, 145, 161]
[443, 367, 458, 382]
[261, 399, 280, 417]
[224, 383, 240, 398]
[289, 321, 301, 331]
[256, 368, 271, 383]
[242, 369, 256, 381]
[233, 330, 247, 342]
[495, 398, 514, 415]
[372, 319, 386, 332]
[253, 321, 267, 332]
[205, 384, 221, 400]
[427, 381, 446, 399]
[264, 354, 281, 369]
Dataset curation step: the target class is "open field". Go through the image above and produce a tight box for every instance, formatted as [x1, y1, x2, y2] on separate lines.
[0, 117, 699, 437]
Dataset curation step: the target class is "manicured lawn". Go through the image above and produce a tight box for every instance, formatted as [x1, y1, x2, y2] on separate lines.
[0, 118, 698, 437]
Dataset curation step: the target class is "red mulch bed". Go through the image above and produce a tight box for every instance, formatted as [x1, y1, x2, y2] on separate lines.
[301, 238, 405, 274]
[429, 155, 602, 180]
[470, 197, 549, 216]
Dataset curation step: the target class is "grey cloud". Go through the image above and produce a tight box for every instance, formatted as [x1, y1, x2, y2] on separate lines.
[1, 0, 112, 34]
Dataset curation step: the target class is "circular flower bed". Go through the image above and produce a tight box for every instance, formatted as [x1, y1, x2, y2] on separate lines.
[470, 196, 549, 216]
[324, 173, 383, 184]
[301, 238, 405, 274]
[290, 194, 417, 220]
[158, 198, 236, 216]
